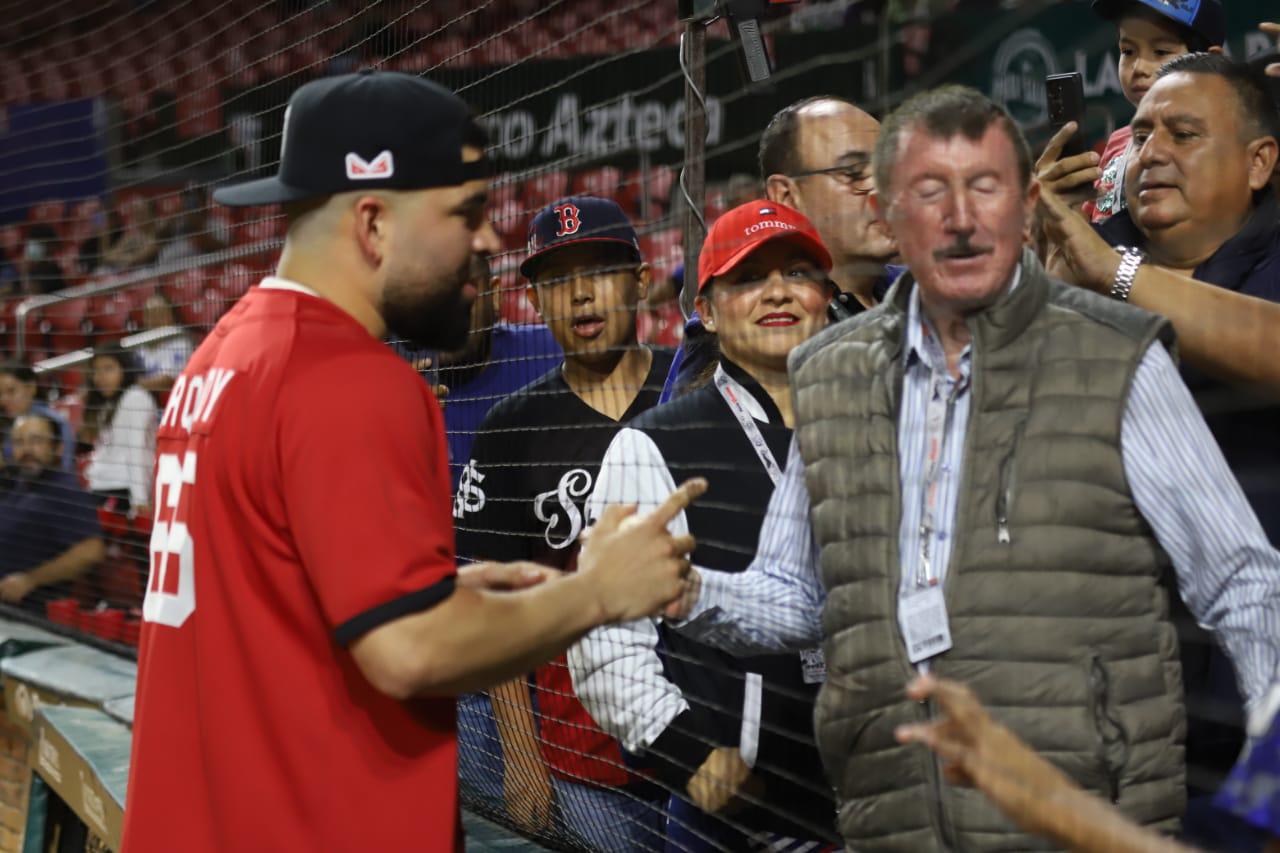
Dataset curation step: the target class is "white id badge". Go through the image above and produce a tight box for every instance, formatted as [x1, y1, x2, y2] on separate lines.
[901, 586, 953, 664]
[799, 647, 827, 684]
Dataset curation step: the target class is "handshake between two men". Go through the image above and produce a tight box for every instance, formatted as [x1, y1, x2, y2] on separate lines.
[457, 477, 707, 623]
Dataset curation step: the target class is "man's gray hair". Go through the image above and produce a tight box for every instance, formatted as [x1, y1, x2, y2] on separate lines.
[873, 85, 1033, 198]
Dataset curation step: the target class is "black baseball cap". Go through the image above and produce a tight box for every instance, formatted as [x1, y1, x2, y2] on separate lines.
[213, 70, 489, 207]
[1091, 0, 1225, 48]
[520, 196, 642, 279]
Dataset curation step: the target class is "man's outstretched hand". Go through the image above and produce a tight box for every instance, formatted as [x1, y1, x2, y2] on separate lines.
[894, 675, 1077, 840]
[578, 478, 708, 624]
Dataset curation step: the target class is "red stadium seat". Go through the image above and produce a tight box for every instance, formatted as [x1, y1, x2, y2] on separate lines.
[217, 263, 257, 300]
[163, 269, 207, 315]
[177, 288, 224, 331]
[90, 291, 133, 339]
[29, 199, 67, 233]
[176, 67, 223, 138]
[1, 60, 31, 105]
[523, 170, 570, 210]
[42, 297, 92, 353]
[0, 297, 18, 356]
[490, 198, 527, 249]
[572, 167, 623, 202]
[32, 62, 71, 102]
[641, 227, 683, 280]
[0, 225, 23, 258]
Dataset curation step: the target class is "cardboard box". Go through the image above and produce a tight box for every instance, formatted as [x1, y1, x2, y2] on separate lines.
[32, 707, 128, 852]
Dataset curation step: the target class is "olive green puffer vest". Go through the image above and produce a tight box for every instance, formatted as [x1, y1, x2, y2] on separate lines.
[789, 251, 1185, 852]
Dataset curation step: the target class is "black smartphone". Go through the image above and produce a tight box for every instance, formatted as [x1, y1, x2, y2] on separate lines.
[1045, 72, 1087, 158]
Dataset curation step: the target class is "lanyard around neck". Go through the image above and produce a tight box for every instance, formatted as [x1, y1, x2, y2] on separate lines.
[713, 365, 782, 487]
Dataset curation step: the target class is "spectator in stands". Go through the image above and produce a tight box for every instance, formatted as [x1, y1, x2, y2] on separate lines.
[0, 413, 103, 612]
[19, 259, 67, 297]
[760, 95, 899, 311]
[81, 344, 157, 514]
[1039, 0, 1223, 222]
[669, 85, 1280, 852]
[101, 196, 159, 272]
[456, 197, 671, 850]
[70, 198, 111, 276]
[0, 361, 75, 471]
[576, 200, 839, 851]
[155, 187, 224, 266]
[134, 293, 196, 395]
[17, 225, 67, 296]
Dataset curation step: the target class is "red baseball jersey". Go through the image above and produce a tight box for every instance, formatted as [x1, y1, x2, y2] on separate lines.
[122, 281, 461, 852]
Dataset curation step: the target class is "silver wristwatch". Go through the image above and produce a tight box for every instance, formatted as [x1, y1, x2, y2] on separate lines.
[1109, 246, 1145, 302]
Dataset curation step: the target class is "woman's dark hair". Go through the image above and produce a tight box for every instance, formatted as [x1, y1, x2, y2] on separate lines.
[0, 360, 36, 386]
[82, 343, 142, 445]
[671, 291, 722, 398]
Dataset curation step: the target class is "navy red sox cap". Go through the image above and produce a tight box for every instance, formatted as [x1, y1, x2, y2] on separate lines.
[213, 69, 488, 207]
[520, 196, 642, 279]
[1091, 0, 1225, 48]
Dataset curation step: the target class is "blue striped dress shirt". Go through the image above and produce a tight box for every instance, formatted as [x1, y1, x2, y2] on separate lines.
[682, 269, 1280, 725]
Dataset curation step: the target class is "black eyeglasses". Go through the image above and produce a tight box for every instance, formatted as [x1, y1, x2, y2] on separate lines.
[788, 163, 876, 194]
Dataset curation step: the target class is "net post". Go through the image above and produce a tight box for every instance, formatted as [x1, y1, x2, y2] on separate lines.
[679, 19, 707, 319]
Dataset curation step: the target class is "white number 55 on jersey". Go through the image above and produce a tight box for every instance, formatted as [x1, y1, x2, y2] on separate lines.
[144, 452, 198, 627]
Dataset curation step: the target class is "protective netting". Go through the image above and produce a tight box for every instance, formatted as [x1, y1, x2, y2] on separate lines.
[2, 1, 1280, 851]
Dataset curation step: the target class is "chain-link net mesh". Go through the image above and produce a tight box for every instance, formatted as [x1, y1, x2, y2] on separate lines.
[2, 0, 1280, 851]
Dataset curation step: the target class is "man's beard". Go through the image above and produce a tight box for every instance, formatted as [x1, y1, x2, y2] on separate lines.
[381, 264, 474, 351]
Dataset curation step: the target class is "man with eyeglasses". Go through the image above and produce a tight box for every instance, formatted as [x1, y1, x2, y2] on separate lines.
[760, 95, 899, 312]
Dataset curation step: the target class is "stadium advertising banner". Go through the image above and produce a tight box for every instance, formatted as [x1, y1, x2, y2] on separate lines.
[434, 0, 1273, 180]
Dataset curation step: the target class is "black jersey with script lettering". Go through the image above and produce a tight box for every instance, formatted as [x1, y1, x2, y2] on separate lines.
[454, 347, 672, 784]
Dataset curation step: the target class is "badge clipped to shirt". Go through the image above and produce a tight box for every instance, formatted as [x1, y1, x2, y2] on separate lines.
[799, 647, 826, 684]
[901, 585, 953, 664]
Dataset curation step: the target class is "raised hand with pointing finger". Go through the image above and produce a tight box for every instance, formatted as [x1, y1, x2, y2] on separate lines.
[578, 477, 707, 623]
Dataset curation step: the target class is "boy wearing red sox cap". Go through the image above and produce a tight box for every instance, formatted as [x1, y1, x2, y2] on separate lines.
[455, 196, 674, 850]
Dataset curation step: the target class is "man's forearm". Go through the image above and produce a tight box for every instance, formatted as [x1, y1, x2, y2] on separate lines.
[29, 538, 103, 589]
[351, 571, 607, 698]
[1126, 265, 1280, 395]
[1045, 783, 1194, 853]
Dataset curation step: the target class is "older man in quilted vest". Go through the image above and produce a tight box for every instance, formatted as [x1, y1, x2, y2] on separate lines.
[671, 85, 1280, 852]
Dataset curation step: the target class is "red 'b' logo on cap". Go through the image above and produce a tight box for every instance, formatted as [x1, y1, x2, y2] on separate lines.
[555, 203, 581, 238]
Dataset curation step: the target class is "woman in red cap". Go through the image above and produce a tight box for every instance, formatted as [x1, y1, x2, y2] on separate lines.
[572, 200, 842, 851]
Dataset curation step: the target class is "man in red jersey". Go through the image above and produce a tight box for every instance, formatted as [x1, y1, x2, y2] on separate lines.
[122, 70, 704, 853]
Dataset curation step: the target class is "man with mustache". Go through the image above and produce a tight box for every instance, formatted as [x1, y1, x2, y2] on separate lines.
[0, 413, 102, 610]
[123, 74, 705, 853]
[668, 85, 1280, 851]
